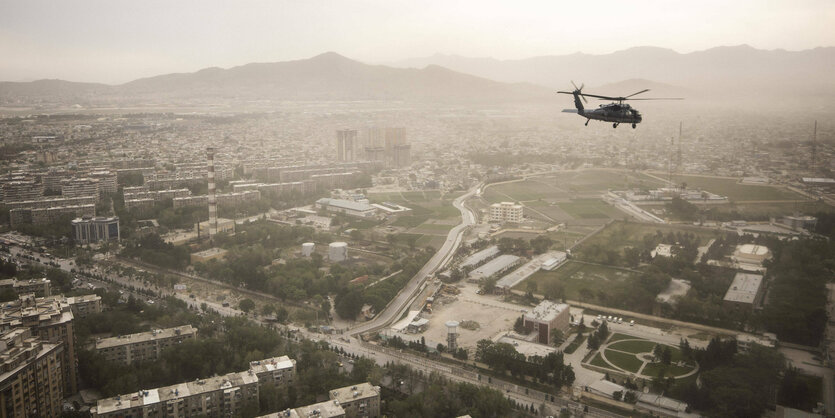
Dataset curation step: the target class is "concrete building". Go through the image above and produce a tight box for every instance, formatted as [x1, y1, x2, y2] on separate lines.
[316, 198, 376, 218]
[459, 245, 500, 270]
[329, 382, 381, 418]
[93, 370, 259, 418]
[72, 216, 120, 244]
[723, 272, 765, 311]
[0, 294, 78, 394]
[124, 188, 191, 202]
[61, 178, 100, 200]
[337, 129, 357, 162]
[468, 254, 521, 282]
[733, 244, 771, 266]
[496, 251, 567, 292]
[489, 202, 523, 223]
[64, 294, 102, 318]
[124, 198, 154, 213]
[0, 278, 51, 298]
[523, 300, 570, 344]
[11, 204, 96, 228]
[4, 195, 96, 211]
[384, 128, 411, 168]
[89, 170, 118, 195]
[294, 400, 347, 418]
[0, 328, 65, 418]
[196, 218, 235, 236]
[781, 215, 818, 231]
[94, 356, 296, 418]
[190, 247, 228, 264]
[248, 356, 296, 387]
[95, 325, 197, 365]
[1, 180, 43, 202]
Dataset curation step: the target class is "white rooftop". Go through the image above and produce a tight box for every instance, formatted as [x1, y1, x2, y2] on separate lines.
[524, 300, 569, 323]
[724, 272, 764, 304]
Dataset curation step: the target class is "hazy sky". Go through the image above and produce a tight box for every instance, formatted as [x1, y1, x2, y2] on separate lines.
[1, 0, 833, 84]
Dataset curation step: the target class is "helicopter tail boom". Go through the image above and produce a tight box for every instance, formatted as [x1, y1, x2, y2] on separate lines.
[572, 91, 585, 116]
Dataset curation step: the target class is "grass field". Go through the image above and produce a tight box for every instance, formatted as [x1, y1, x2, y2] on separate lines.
[587, 333, 697, 378]
[574, 221, 726, 259]
[604, 349, 644, 373]
[516, 260, 638, 301]
[666, 174, 804, 201]
[641, 362, 695, 378]
[367, 191, 460, 250]
[559, 199, 625, 219]
[608, 339, 657, 354]
[590, 352, 610, 369]
[408, 222, 453, 235]
[608, 333, 639, 343]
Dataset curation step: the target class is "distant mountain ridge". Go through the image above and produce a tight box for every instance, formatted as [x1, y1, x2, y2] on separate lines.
[0, 52, 552, 105]
[390, 45, 835, 96]
[1, 46, 832, 106]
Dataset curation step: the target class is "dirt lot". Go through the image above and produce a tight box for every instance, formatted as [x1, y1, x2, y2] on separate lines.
[414, 282, 526, 349]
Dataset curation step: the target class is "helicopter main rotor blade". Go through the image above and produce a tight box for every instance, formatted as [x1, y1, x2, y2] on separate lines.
[594, 97, 684, 101]
[625, 89, 650, 98]
[571, 80, 580, 90]
[579, 93, 621, 100]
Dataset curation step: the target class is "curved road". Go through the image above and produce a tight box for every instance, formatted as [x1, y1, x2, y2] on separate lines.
[348, 185, 480, 336]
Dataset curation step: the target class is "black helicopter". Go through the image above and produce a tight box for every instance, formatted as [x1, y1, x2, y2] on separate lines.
[558, 81, 682, 128]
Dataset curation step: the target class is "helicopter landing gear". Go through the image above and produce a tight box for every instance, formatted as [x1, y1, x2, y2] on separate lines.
[632, 123, 637, 129]
[585, 119, 590, 126]
[613, 123, 618, 128]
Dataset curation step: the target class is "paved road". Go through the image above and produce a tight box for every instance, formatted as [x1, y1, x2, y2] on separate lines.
[348, 185, 479, 336]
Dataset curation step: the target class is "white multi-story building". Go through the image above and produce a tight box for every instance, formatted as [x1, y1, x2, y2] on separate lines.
[490, 202, 523, 223]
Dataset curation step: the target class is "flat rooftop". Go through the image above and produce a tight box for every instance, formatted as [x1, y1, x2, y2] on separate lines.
[295, 400, 346, 418]
[96, 370, 258, 414]
[249, 355, 295, 374]
[524, 300, 569, 323]
[191, 247, 227, 257]
[329, 382, 380, 405]
[459, 245, 499, 269]
[469, 254, 520, 279]
[724, 272, 764, 304]
[496, 251, 565, 289]
[96, 325, 196, 349]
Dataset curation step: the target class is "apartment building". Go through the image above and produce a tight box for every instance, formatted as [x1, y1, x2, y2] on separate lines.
[93, 370, 259, 418]
[489, 202, 523, 223]
[95, 325, 197, 365]
[0, 328, 64, 418]
[0, 294, 78, 394]
[0, 278, 51, 298]
[94, 355, 298, 417]
[63, 294, 102, 318]
[61, 178, 100, 200]
[329, 383, 381, 418]
[249, 356, 296, 387]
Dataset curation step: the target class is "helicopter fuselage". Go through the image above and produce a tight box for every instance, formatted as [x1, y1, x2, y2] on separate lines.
[583, 103, 642, 125]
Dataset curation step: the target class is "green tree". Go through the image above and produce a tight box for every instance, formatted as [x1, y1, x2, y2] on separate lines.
[239, 298, 255, 313]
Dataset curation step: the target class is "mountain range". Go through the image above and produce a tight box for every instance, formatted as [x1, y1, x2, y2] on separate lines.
[391, 45, 835, 97]
[1, 46, 833, 106]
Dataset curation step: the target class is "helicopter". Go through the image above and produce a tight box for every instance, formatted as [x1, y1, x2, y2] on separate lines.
[558, 81, 682, 128]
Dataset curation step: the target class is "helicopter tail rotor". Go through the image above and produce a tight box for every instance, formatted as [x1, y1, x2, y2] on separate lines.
[570, 80, 588, 103]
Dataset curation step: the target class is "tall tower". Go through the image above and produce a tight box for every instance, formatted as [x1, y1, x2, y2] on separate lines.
[811, 120, 818, 172]
[677, 122, 683, 173]
[206, 147, 218, 238]
[336, 129, 356, 162]
[446, 320, 459, 353]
